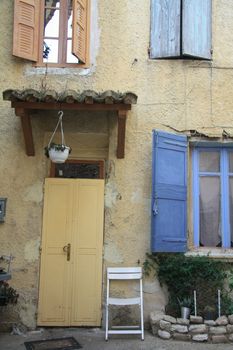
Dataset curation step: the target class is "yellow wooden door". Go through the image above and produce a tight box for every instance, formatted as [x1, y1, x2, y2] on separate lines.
[37, 178, 104, 326]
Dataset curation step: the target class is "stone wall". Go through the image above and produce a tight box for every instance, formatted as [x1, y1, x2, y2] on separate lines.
[150, 313, 233, 343]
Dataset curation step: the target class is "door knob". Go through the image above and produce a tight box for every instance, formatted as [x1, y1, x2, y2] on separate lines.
[63, 243, 71, 261]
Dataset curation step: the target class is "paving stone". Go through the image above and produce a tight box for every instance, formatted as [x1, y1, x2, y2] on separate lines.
[226, 324, 233, 333]
[171, 324, 188, 333]
[190, 316, 203, 324]
[192, 334, 209, 342]
[159, 320, 171, 331]
[163, 315, 177, 324]
[216, 316, 228, 326]
[209, 326, 227, 334]
[189, 324, 207, 334]
[228, 314, 233, 324]
[150, 311, 164, 325]
[212, 335, 228, 343]
[176, 318, 190, 325]
[158, 329, 171, 340]
[173, 333, 191, 341]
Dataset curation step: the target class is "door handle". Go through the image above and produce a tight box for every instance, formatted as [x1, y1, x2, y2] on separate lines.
[63, 243, 71, 261]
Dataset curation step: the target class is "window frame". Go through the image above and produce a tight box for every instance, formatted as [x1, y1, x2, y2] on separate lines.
[192, 147, 233, 249]
[36, 0, 90, 68]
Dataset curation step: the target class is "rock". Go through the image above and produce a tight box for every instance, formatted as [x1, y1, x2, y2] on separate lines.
[159, 320, 171, 331]
[192, 334, 209, 342]
[151, 324, 159, 336]
[204, 320, 216, 326]
[209, 326, 227, 335]
[163, 315, 177, 324]
[150, 312, 164, 325]
[228, 315, 233, 324]
[190, 316, 203, 324]
[216, 316, 228, 326]
[229, 334, 233, 342]
[158, 329, 171, 340]
[189, 324, 207, 334]
[226, 324, 233, 333]
[212, 335, 228, 343]
[177, 318, 190, 325]
[173, 333, 191, 341]
[171, 324, 188, 333]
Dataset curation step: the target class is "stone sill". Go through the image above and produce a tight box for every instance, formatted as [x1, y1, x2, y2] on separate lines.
[185, 248, 233, 261]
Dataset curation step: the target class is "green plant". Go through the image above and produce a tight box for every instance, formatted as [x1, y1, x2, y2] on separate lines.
[0, 281, 18, 306]
[144, 253, 233, 317]
[44, 143, 71, 158]
[177, 297, 192, 308]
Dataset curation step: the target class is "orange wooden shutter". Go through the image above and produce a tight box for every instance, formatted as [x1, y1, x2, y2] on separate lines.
[72, 0, 90, 64]
[13, 0, 40, 61]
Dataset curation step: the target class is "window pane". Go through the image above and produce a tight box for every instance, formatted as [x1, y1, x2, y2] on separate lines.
[229, 153, 233, 173]
[44, 9, 60, 38]
[200, 177, 221, 247]
[67, 9, 73, 38]
[45, 0, 60, 8]
[229, 177, 233, 245]
[43, 39, 58, 63]
[199, 151, 220, 172]
[66, 40, 79, 63]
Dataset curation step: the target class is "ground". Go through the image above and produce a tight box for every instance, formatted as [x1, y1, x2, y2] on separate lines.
[0, 328, 233, 350]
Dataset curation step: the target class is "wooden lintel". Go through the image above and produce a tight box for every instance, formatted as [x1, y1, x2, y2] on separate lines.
[117, 110, 127, 159]
[12, 101, 131, 112]
[15, 108, 35, 156]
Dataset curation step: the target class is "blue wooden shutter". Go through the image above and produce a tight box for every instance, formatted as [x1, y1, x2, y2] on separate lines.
[150, 0, 181, 58]
[182, 0, 212, 59]
[151, 130, 187, 252]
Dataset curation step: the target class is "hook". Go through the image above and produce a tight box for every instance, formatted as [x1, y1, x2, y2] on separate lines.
[58, 110, 64, 119]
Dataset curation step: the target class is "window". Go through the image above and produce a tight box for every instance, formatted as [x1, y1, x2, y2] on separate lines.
[150, 0, 212, 60]
[193, 148, 233, 249]
[13, 0, 90, 67]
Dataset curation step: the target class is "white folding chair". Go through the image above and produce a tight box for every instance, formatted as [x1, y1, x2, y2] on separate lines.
[105, 267, 144, 340]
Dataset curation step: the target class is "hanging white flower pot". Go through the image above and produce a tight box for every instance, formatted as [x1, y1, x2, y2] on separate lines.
[45, 111, 71, 164]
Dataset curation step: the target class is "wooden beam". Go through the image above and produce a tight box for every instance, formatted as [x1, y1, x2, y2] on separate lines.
[15, 108, 35, 156]
[11, 102, 131, 112]
[117, 110, 127, 159]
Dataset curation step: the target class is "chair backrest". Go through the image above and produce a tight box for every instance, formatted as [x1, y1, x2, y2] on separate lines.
[107, 267, 142, 280]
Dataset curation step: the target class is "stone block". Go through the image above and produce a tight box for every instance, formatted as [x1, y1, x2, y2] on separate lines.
[163, 315, 176, 324]
[171, 324, 188, 333]
[212, 335, 228, 343]
[189, 324, 207, 334]
[226, 324, 233, 333]
[173, 333, 191, 341]
[228, 315, 233, 324]
[190, 315, 203, 324]
[151, 324, 159, 336]
[150, 311, 164, 325]
[192, 334, 209, 342]
[159, 320, 171, 331]
[158, 329, 171, 340]
[228, 334, 233, 342]
[216, 316, 228, 326]
[176, 318, 190, 325]
[204, 320, 216, 326]
[209, 326, 227, 335]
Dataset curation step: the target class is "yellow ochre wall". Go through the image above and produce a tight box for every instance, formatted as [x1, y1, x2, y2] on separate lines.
[0, 0, 232, 328]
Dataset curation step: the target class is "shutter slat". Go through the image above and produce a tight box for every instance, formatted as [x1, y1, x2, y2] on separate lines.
[182, 0, 212, 59]
[151, 130, 187, 252]
[13, 0, 39, 61]
[72, 0, 90, 64]
[150, 0, 181, 58]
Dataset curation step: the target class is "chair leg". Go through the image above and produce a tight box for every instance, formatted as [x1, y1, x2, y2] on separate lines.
[105, 303, 109, 341]
[140, 279, 144, 340]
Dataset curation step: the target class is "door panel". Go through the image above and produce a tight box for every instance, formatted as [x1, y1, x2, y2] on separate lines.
[38, 178, 104, 326]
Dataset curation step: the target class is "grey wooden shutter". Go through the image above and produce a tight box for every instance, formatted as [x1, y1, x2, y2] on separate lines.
[150, 0, 181, 58]
[182, 0, 212, 59]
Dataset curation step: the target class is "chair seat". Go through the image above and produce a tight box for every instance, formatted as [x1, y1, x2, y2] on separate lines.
[108, 297, 141, 305]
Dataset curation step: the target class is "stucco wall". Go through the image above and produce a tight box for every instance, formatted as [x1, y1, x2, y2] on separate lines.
[0, 0, 233, 328]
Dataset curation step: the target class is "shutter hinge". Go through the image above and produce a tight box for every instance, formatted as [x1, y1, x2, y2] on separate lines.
[39, 246, 42, 255]
[148, 46, 151, 56]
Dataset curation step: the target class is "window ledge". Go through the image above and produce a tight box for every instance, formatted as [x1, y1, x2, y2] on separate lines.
[24, 66, 93, 77]
[186, 248, 233, 260]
